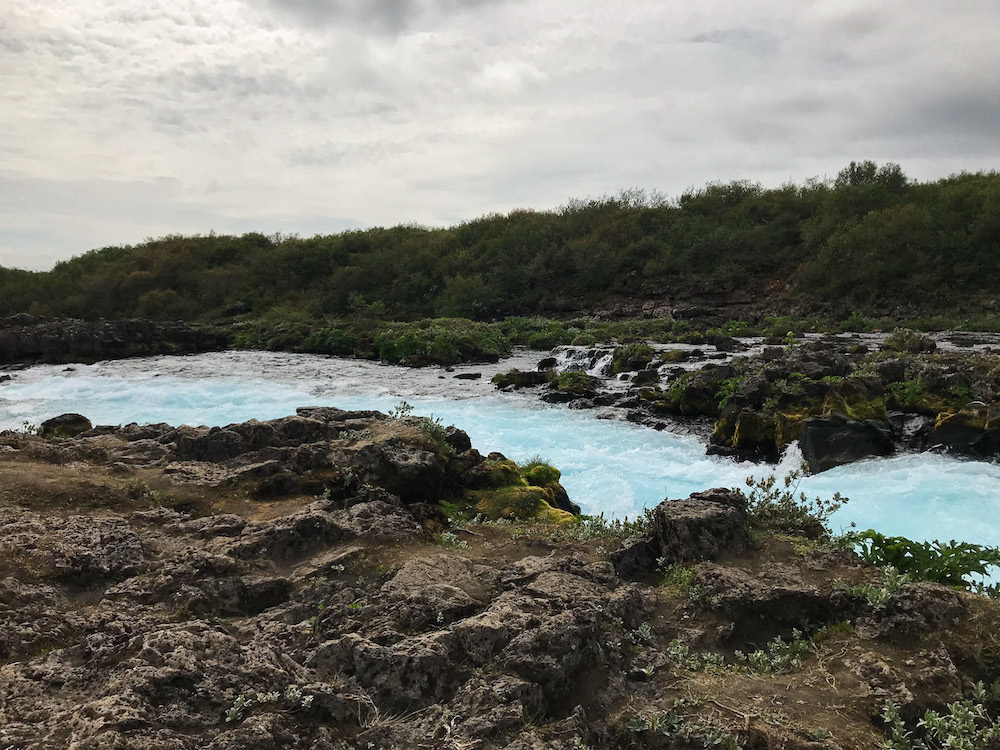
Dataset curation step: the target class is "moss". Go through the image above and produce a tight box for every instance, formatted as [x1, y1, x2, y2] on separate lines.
[483, 458, 527, 488]
[611, 343, 655, 374]
[934, 408, 1000, 432]
[775, 409, 811, 446]
[521, 462, 561, 487]
[550, 371, 600, 393]
[821, 392, 887, 421]
[473, 485, 572, 523]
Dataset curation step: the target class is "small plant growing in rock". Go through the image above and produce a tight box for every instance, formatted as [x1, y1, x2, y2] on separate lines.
[416, 415, 451, 452]
[625, 697, 741, 750]
[738, 469, 847, 540]
[438, 531, 469, 549]
[734, 630, 812, 674]
[664, 639, 726, 671]
[387, 400, 414, 419]
[837, 565, 909, 610]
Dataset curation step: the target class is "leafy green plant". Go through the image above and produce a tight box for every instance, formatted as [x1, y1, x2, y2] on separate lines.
[716, 376, 743, 410]
[845, 530, 1000, 589]
[881, 681, 1000, 749]
[625, 697, 741, 750]
[837, 565, 909, 610]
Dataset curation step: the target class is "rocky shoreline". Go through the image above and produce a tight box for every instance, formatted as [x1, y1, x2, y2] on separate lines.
[493, 330, 1000, 472]
[2, 408, 999, 748]
[0, 315, 228, 367]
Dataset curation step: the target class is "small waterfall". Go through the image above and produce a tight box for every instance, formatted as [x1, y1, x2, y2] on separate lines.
[550, 347, 615, 376]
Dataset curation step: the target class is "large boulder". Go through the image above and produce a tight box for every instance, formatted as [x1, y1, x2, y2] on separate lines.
[355, 443, 446, 504]
[799, 413, 894, 473]
[927, 408, 1000, 459]
[611, 488, 748, 577]
[39, 413, 93, 438]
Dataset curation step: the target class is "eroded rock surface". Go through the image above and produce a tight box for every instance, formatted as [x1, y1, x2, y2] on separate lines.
[1, 415, 997, 749]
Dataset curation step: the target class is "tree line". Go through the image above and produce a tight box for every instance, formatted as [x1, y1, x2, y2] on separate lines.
[2, 162, 998, 325]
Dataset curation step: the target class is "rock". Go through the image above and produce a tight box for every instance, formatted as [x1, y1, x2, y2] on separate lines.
[355, 443, 445, 504]
[611, 488, 748, 577]
[39, 413, 93, 438]
[0, 510, 145, 584]
[444, 425, 472, 453]
[222, 505, 354, 560]
[0, 316, 227, 366]
[692, 562, 835, 641]
[927, 407, 1000, 459]
[859, 583, 963, 640]
[887, 412, 934, 450]
[491, 369, 552, 389]
[453, 372, 481, 380]
[799, 413, 894, 473]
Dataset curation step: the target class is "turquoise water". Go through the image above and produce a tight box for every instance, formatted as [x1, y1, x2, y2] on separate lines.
[2, 351, 999, 555]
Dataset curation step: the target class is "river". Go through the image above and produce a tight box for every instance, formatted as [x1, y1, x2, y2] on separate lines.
[2, 350, 999, 558]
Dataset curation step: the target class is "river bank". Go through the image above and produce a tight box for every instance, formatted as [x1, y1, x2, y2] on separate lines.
[2, 405, 999, 748]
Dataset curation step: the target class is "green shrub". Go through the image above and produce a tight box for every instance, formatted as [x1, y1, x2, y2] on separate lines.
[303, 327, 358, 355]
[844, 530, 1000, 589]
[738, 470, 847, 540]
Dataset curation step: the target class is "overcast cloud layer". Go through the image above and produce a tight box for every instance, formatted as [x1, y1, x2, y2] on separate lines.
[3, 0, 999, 269]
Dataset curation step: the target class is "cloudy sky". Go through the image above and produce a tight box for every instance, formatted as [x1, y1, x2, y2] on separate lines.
[3, 0, 999, 270]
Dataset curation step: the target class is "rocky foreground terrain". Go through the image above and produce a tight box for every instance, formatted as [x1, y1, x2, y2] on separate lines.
[1, 408, 999, 749]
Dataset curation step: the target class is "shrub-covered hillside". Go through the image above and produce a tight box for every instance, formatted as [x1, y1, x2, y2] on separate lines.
[2, 162, 998, 324]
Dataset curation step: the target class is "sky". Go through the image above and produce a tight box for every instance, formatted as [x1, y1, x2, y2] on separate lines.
[2, 1, 1000, 271]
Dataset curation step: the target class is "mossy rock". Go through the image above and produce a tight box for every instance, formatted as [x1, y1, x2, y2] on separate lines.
[712, 408, 776, 450]
[491, 369, 553, 389]
[821, 381, 887, 422]
[550, 371, 600, 394]
[522, 462, 561, 487]
[934, 408, 1000, 433]
[473, 485, 573, 523]
[611, 343, 655, 374]
[483, 458, 527, 488]
[732, 410, 776, 448]
[775, 408, 811, 446]
[39, 413, 92, 439]
[659, 349, 690, 364]
[822, 393, 887, 422]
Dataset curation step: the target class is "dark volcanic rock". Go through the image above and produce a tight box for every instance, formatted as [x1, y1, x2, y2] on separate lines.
[355, 443, 446, 504]
[927, 408, 1000, 459]
[799, 413, 894, 473]
[0, 315, 228, 366]
[611, 488, 748, 577]
[39, 413, 93, 438]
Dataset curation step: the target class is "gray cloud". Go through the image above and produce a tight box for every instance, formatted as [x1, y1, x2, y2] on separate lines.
[247, 0, 515, 34]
